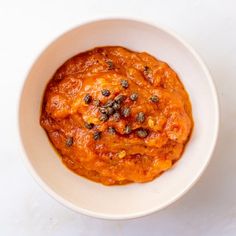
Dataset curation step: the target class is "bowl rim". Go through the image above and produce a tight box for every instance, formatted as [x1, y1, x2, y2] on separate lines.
[17, 16, 220, 220]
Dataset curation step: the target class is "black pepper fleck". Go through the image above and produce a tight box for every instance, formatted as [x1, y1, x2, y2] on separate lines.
[121, 80, 129, 89]
[144, 66, 153, 83]
[85, 122, 94, 129]
[93, 131, 101, 140]
[66, 137, 73, 147]
[101, 89, 111, 97]
[144, 66, 150, 72]
[108, 127, 116, 134]
[107, 60, 114, 70]
[83, 94, 92, 104]
[124, 125, 132, 134]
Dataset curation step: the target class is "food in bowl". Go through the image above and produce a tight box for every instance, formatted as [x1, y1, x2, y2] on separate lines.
[40, 46, 193, 185]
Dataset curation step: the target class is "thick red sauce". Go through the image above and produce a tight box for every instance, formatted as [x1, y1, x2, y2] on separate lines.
[40, 46, 193, 185]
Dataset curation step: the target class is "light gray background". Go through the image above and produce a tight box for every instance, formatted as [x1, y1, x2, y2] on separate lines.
[0, 0, 235, 235]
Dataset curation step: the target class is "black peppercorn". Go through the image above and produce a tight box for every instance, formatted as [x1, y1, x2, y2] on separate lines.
[150, 95, 159, 103]
[114, 94, 126, 104]
[101, 89, 111, 97]
[83, 94, 92, 104]
[85, 122, 94, 129]
[130, 93, 138, 101]
[136, 129, 148, 138]
[112, 102, 121, 110]
[113, 112, 121, 121]
[136, 112, 145, 123]
[122, 107, 131, 118]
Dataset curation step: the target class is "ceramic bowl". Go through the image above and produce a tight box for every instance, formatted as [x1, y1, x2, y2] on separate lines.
[18, 18, 219, 219]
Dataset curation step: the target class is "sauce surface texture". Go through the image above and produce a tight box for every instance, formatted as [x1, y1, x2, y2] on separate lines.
[40, 46, 193, 185]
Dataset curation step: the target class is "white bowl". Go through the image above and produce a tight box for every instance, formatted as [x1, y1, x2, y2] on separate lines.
[18, 18, 219, 220]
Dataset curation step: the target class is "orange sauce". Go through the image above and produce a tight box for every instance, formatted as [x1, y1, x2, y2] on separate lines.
[40, 46, 193, 185]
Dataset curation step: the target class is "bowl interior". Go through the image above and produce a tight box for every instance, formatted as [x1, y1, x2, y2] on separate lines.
[19, 19, 218, 219]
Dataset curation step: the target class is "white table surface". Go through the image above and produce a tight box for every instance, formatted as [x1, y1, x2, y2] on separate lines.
[0, 0, 235, 235]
